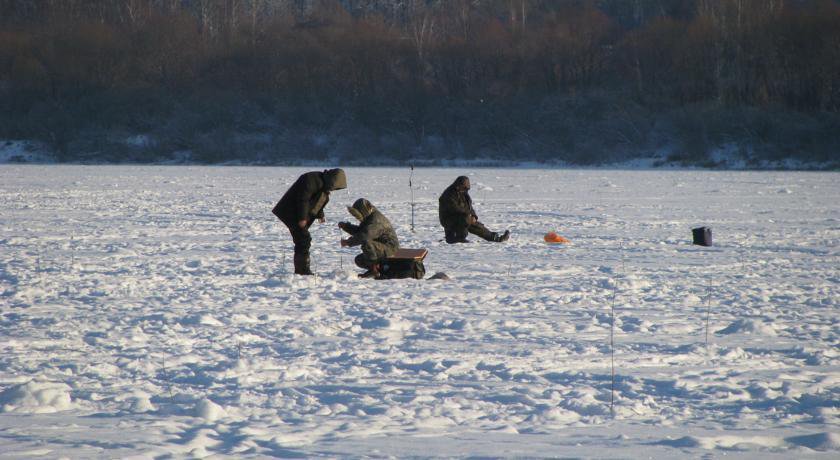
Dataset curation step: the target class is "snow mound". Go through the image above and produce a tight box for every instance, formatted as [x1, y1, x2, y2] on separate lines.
[258, 276, 287, 288]
[0, 381, 74, 414]
[129, 393, 156, 413]
[194, 398, 227, 421]
[181, 314, 224, 327]
[131, 396, 157, 414]
[559, 390, 610, 416]
[658, 436, 703, 448]
[716, 319, 777, 335]
[786, 432, 840, 451]
[540, 406, 582, 424]
[657, 435, 786, 450]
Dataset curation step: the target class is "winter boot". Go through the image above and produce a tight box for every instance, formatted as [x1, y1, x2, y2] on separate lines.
[358, 263, 381, 279]
[494, 230, 510, 242]
[294, 254, 314, 275]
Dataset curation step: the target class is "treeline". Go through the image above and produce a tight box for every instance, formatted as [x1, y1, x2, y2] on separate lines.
[1, 0, 839, 167]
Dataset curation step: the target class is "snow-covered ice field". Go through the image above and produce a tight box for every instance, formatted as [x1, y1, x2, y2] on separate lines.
[0, 165, 837, 458]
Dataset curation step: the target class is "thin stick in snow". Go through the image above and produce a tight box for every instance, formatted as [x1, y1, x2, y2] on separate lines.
[37, 248, 45, 286]
[409, 164, 416, 233]
[337, 211, 348, 271]
[161, 354, 174, 404]
[610, 279, 618, 418]
[705, 276, 713, 351]
[620, 241, 625, 274]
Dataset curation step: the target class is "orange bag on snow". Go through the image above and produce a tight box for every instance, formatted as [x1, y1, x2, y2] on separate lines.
[544, 232, 570, 244]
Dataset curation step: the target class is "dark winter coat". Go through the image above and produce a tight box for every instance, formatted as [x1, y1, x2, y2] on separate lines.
[343, 198, 400, 254]
[272, 169, 347, 226]
[438, 176, 477, 229]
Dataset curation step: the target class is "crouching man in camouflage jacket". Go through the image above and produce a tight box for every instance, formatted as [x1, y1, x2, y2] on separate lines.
[339, 198, 400, 278]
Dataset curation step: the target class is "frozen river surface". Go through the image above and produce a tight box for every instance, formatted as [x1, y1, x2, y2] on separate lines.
[0, 166, 838, 458]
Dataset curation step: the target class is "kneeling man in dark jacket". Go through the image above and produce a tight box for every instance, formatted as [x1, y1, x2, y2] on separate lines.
[272, 169, 347, 275]
[439, 176, 509, 244]
[339, 198, 400, 278]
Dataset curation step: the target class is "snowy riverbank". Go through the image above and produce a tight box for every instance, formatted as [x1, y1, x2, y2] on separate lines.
[1, 166, 837, 457]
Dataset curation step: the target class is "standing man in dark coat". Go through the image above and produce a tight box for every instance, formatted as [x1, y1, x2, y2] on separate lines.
[439, 176, 509, 244]
[272, 169, 347, 275]
[339, 198, 400, 278]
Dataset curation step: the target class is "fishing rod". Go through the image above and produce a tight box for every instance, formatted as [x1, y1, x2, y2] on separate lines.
[409, 163, 415, 233]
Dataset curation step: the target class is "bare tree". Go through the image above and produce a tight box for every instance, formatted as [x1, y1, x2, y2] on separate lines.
[408, 0, 436, 63]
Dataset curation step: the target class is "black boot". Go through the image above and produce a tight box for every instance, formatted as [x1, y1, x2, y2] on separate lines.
[445, 235, 470, 244]
[445, 228, 470, 244]
[294, 254, 314, 275]
[358, 263, 381, 279]
[494, 230, 510, 242]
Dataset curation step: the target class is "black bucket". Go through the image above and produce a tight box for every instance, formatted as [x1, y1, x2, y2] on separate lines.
[692, 227, 713, 247]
